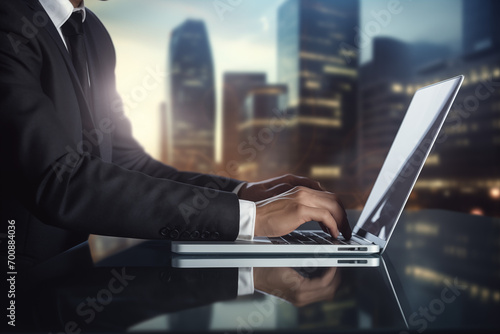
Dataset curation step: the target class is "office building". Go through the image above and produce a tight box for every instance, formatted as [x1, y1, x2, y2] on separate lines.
[358, 0, 500, 216]
[277, 0, 359, 199]
[222, 72, 267, 171]
[169, 19, 215, 172]
[238, 84, 288, 180]
[409, 0, 500, 216]
[358, 38, 413, 194]
[410, 61, 500, 216]
[358, 37, 452, 192]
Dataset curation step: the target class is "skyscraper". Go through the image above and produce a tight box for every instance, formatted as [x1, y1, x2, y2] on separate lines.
[357, 0, 500, 216]
[169, 19, 215, 172]
[238, 84, 288, 180]
[358, 35, 454, 202]
[409, 0, 500, 215]
[277, 0, 359, 196]
[358, 37, 412, 192]
[222, 72, 266, 171]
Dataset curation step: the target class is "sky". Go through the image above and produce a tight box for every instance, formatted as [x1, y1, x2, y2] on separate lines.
[86, 0, 463, 162]
[360, 0, 462, 62]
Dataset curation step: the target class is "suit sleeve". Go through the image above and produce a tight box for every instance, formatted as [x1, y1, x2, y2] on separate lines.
[0, 10, 239, 241]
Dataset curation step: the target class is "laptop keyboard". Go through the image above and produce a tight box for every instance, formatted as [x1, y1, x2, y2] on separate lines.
[268, 231, 357, 245]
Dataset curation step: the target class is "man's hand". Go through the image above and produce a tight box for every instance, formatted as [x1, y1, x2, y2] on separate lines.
[238, 174, 323, 202]
[253, 186, 352, 240]
[253, 267, 342, 307]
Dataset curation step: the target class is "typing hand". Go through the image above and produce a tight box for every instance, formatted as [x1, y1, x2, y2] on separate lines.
[253, 186, 352, 240]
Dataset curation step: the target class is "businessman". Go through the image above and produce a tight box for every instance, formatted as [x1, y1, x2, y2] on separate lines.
[0, 0, 351, 264]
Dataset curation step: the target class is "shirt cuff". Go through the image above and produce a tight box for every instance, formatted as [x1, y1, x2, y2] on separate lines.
[237, 267, 254, 296]
[232, 182, 246, 195]
[236, 200, 255, 241]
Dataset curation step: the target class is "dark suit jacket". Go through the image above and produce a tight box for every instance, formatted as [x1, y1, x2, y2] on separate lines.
[0, 0, 241, 265]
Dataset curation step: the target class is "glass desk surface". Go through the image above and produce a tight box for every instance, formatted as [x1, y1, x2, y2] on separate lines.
[7, 210, 500, 334]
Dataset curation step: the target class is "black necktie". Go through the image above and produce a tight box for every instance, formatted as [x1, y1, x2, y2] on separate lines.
[61, 11, 103, 158]
[61, 12, 90, 100]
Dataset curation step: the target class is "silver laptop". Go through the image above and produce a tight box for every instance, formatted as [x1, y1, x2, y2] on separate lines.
[172, 254, 380, 268]
[172, 75, 464, 255]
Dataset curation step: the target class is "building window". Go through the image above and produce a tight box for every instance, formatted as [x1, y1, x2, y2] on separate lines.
[310, 166, 342, 179]
[304, 80, 321, 89]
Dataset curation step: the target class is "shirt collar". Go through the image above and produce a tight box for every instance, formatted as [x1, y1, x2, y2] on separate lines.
[39, 0, 86, 30]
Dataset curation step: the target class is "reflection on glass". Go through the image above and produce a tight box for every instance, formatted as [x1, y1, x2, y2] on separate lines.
[254, 267, 342, 307]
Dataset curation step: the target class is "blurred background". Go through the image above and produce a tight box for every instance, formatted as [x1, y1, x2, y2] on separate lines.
[85, 0, 499, 227]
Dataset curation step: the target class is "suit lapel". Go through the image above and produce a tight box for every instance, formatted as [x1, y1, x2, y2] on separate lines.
[84, 21, 113, 162]
[24, 0, 104, 159]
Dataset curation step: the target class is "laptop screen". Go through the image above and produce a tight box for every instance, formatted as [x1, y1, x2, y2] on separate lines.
[353, 76, 463, 248]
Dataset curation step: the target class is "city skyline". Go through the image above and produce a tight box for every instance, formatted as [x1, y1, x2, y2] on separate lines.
[87, 0, 463, 162]
[87, 0, 285, 163]
[85, 0, 499, 215]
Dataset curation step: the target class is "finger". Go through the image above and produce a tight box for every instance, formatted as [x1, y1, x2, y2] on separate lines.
[318, 267, 338, 286]
[319, 222, 328, 234]
[294, 269, 339, 305]
[259, 187, 350, 239]
[297, 205, 339, 238]
[308, 190, 351, 240]
[319, 223, 334, 238]
[338, 213, 352, 240]
[292, 188, 349, 239]
[301, 267, 337, 291]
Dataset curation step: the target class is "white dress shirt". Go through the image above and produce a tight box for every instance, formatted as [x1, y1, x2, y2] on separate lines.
[39, 0, 85, 49]
[38, 0, 256, 242]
